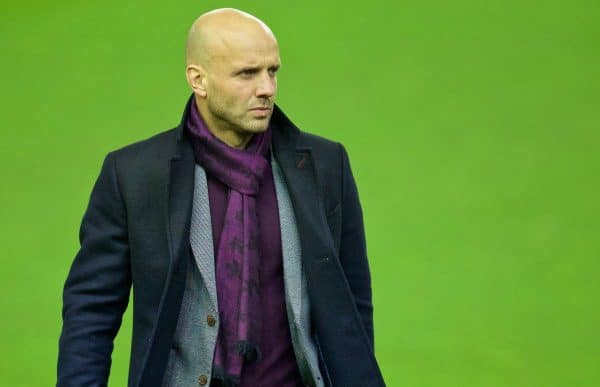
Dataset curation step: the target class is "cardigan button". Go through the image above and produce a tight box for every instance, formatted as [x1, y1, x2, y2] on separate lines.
[207, 314, 217, 327]
[198, 374, 208, 385]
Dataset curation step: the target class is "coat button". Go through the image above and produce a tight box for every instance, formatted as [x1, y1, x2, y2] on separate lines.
[198, 374, 208, 385]
[207, 314, 216, 327]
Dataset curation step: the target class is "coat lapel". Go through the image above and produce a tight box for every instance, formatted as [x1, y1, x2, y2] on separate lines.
[166, 138, 196, 269]
[271, 107, 336, 264]
[166, 95, 196, 271]
[138, 100, 196, 387]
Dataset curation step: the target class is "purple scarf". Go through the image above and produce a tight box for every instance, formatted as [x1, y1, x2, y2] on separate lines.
[186, 102, 272, 386]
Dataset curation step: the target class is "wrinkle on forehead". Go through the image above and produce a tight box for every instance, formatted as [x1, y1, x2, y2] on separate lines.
[185, 8, 278, 69]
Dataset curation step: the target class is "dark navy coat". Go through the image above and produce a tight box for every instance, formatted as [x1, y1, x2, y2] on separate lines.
[57, 96, 385, 386]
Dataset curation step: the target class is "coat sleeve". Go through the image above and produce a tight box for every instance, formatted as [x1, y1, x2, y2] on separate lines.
[337, 143, 375, 350]
[57, 152, 131, 387]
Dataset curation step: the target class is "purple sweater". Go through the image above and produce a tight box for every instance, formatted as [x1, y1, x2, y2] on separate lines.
[206, 149, 303, 387]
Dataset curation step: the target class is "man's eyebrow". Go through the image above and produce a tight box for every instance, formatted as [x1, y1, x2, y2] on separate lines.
[234, 66, 260, 74]
[234, 63, 281, 74]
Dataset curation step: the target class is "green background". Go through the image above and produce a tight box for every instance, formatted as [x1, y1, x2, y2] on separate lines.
[1, 0, 599, 385]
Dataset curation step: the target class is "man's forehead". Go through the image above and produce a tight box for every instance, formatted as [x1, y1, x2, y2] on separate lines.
[212, 51, 281, 72]
[207, 29, 279, 66]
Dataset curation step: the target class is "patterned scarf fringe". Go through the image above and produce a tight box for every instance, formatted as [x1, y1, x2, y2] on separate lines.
[235, 340, 262, 362]
[211, 341, 262, 387]
[212, 366, 241, 387]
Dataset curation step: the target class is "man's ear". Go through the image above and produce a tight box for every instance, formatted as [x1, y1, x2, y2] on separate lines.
[186, 64, 208, 97]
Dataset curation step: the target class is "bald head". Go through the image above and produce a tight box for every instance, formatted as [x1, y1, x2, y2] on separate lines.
[184, 8, 281, 149]
[186, 8, 278, 68]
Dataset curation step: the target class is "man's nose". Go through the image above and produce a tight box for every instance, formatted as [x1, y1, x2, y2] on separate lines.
[256, 72, 276, 98]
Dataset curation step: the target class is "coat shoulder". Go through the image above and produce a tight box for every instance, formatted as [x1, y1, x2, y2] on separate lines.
[100, 126, 182, 195]
[109, 126, 180, 162]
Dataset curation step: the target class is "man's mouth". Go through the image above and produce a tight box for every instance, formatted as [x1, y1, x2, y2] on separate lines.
[249, 106, 272, 118]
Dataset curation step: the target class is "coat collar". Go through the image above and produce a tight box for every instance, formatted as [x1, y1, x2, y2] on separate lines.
[170, 93, 335, 261]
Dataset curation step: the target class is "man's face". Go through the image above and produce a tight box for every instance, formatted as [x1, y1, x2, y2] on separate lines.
[203, 32, 281, 134]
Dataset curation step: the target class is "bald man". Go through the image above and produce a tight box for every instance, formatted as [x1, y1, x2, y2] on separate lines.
[58, 8, 385, 387]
